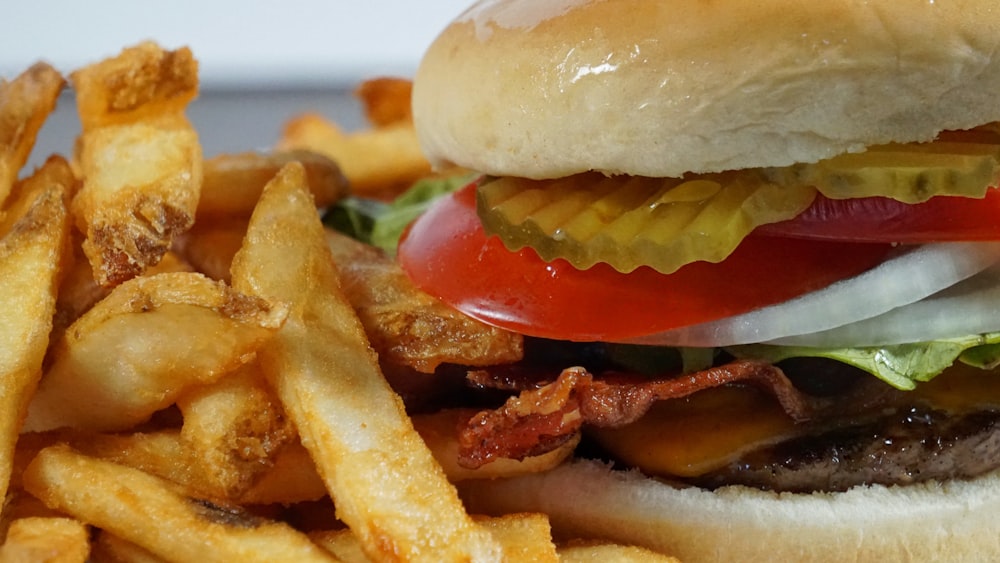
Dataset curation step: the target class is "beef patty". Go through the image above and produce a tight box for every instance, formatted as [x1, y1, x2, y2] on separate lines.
[694, 407, 1000, 493]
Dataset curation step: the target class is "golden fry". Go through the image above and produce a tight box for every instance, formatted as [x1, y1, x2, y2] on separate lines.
[23, 445, 337, 563]
[309, 528, 369, 563]
[24, 272, 288, 432]
[0, 62, 65, 207]
[71, 42, 202, 286]
[481, 513, 559, 563]
[277, 113, 430, 195]
[354, 77, 413, 127]
[68, 430, 196, 491]
[236, 441, 327, 505]
[230, 163, 502, 561]
[176, 362, 294, 499]
[557, 541, 682, 562]
[51, 235, 109, 336]
[70, 41, 198, 129]
[72, 117, 202, 287]
[0, 516, 90, 563]
[173, 217, 247, 283]
[310, 513, 558, 563]
[0, 492, 63, 534]
[68, 426, 304, 505]
[91, 531, 166, 563]
[326, 229, 523, 372]
[0, 156, 72, 503]
[199, 150, 348, 217]
[53, 240, 192, 341]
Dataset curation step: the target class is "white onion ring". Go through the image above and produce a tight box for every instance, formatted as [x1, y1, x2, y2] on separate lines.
[624, 242, 1000, 347]
[769, 262, 1000, 347]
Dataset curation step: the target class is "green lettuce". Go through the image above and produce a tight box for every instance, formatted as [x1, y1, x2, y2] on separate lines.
[323, 173, 477, 254]
[728, 332, 1000, 390]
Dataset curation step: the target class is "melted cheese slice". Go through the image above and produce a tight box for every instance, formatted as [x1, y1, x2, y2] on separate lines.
[589, 386, 802, 478]
[590, 364, 1000, 478]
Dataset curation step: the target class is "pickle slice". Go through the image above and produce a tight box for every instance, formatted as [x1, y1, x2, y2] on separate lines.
[477, 173, 816, 274]
[478, 128, 1000, 274]
[765, 134, 1000, 203]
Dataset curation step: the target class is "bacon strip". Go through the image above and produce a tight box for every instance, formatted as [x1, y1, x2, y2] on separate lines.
[458, 359, 816, 469]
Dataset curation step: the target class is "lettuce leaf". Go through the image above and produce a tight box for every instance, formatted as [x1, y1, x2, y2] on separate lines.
[728, 332, 1000, 390]
[324, 172, 477, 254]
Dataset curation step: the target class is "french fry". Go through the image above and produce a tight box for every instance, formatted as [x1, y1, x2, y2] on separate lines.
[68, 430, 196, 492]
[229, 163, 502, 561]
[0, 62, 65, 207]
[68, 427, 315, 508]
[53, 241, 192, 340]
[308, 528, 369, 563]
[198, 150, 348, 218]
[1, 489, 61, 524]
[176, 362, 294, 499]
[235, 441, 327, 505]
[479, 513, 559, 563]
[173, 218, 247, 283]
[277, 113, 430, 196]
[91, 531, 166, 563]
[0, 516, 90, 563]
[354, 77, 413, 127]
[70, 42, 198, 129]
[51, 236, 110, 335]
[326, 229, 523, 372]
[70, 42, 202, 286]
[22, 445, 337, 563]
[556, 541, 681, 562]
[0, 156, 72, 502]
[310, 513, 558, 563]
[6, 432, 62, 497]
[23, 272, 288, 432]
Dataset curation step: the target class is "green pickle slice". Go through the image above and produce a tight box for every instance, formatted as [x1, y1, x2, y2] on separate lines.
[477, 172, 816, 274]
[765, 140, 1000, 203]
[477, 126, 1000, 274]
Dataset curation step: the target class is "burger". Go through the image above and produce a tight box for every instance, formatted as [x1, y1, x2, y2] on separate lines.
[373, 0, 1000, 560]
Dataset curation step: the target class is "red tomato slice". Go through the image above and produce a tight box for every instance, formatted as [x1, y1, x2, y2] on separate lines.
[758, 189, 1000, 242]
[398, 183, 895, 342]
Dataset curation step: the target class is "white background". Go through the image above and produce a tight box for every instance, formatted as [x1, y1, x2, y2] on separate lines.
[2, 0, 473, 89]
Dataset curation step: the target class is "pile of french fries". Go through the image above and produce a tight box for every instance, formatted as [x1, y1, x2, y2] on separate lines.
[0, 42, 676, 562]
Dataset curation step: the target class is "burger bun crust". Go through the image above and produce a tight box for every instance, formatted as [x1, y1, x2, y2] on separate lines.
[413, 0, 1000, 178]
[458, 459, 1000, 562]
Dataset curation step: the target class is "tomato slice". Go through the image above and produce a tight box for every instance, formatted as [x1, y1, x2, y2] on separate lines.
[758, 189, 1000, 242]
[398, 183, 895, 342]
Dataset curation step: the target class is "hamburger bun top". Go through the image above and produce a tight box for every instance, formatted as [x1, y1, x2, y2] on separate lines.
[413, 0, 1000, 179]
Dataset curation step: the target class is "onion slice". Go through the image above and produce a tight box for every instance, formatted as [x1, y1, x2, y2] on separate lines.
[768, 262, 1000, 347]
[625, 242, 1000, 347]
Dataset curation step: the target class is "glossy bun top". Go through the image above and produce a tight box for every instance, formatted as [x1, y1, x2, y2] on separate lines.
[413, 0, 1000, 178]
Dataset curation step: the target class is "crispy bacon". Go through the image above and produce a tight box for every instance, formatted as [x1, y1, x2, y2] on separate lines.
[466, 365, 554, 392]
[458, 359, 818, 469]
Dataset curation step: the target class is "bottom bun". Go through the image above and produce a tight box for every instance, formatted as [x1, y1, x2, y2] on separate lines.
[457, 459, 1000, 562]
